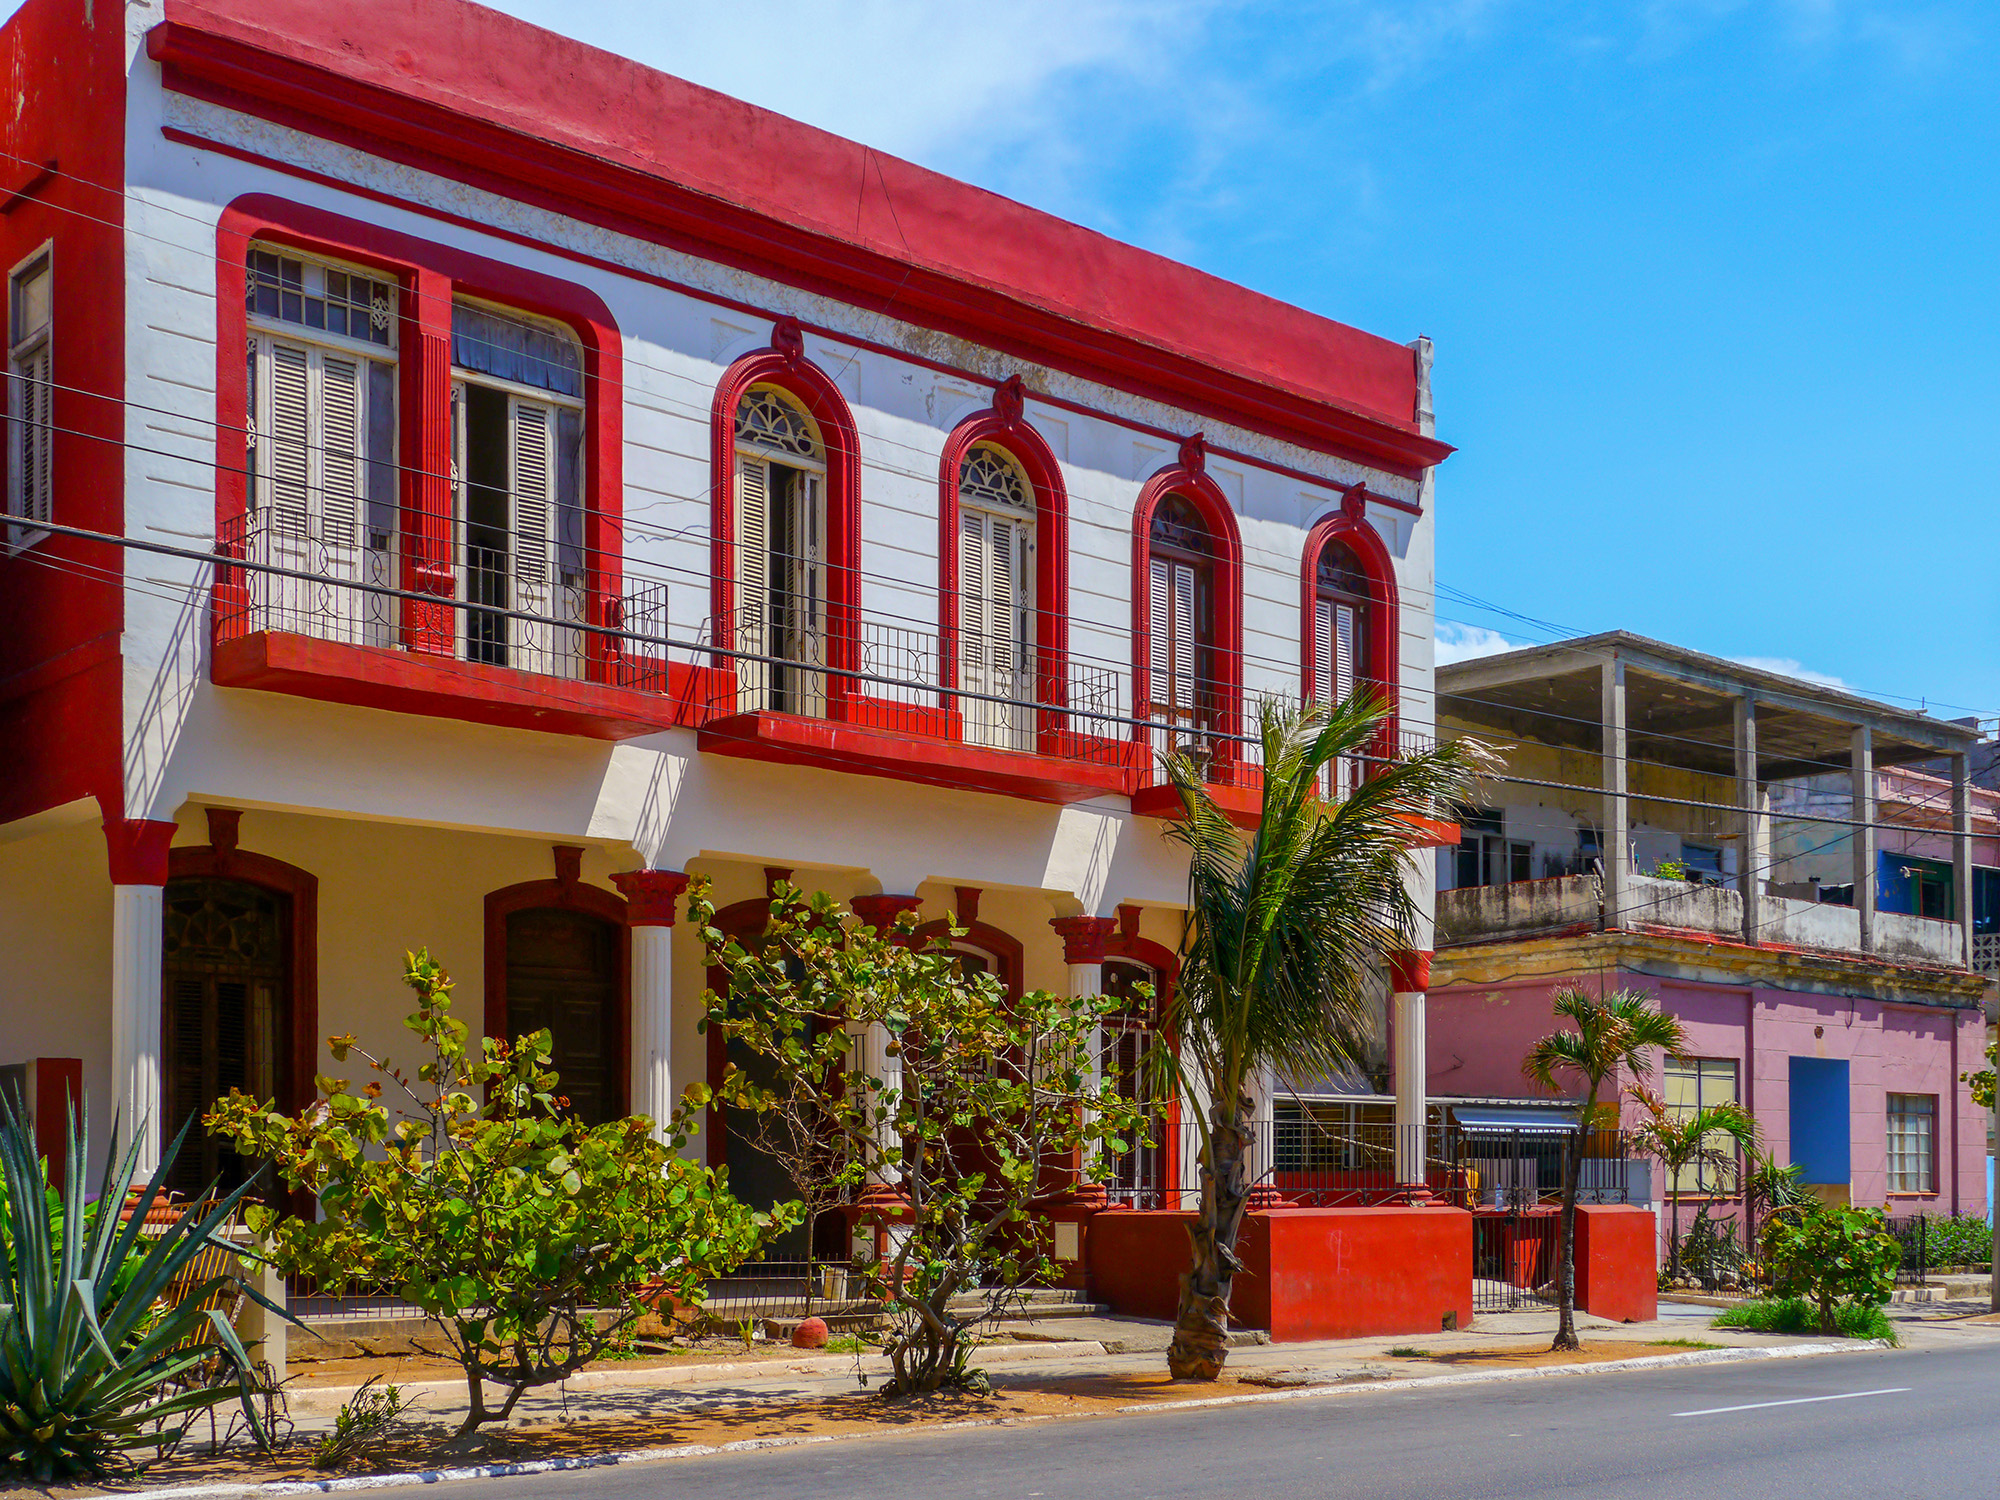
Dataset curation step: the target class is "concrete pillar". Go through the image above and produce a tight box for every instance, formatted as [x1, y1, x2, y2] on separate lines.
[105, 817, 175, 1179]
[1246, 1063, 1279, 1206]
[1851, 726, 1876, 954]
[1735, 695, 1763, 947]
[1050, 915, 1115, 1201]
[851, 895, 925, 1204]
[1390, 949, 1432, 1193]
[612, 869, 690, 1141]
[1600, 656, 1629, 929]
[1951, 752, 1974, 971]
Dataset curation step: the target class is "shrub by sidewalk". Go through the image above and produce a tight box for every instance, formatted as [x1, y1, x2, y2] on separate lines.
[1713, 1298, 1896, 1344]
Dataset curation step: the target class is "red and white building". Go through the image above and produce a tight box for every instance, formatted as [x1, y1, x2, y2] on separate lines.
[0, 0, 1451, 1263]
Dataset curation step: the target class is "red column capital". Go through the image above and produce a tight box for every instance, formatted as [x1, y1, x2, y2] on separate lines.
[612, 869, 690, 927]
[852, 894, 925, 944]
[1388, 948, 1433, 993]
[1050, 915, 1116, 966]
[103, 818, 177, 886]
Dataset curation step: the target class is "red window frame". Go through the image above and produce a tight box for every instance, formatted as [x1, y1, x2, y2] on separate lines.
[1131, 459, 1243, 769]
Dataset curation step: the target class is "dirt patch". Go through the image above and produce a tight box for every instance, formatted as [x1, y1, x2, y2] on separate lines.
[286, 1343, 852, 1391]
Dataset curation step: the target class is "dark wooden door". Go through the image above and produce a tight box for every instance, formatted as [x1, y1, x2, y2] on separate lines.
[162, 879, 287, 1200]
[505, 907, 618, 1126]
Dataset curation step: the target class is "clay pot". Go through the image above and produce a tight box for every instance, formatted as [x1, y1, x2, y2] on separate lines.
[792, 1316, 830, 1349]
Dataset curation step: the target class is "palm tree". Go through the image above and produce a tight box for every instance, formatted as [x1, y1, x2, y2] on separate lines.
[1628, 1085, 1758, 1282]
[1157, 693, 1480, 1381]
[1523, 986, 1685, 1352]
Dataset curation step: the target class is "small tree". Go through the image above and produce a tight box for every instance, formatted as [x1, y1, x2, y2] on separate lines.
[1761, 1203, 1901, 1335]
[1523, 985, 1685, 1352]
[1628, 1085, 1758, 1282]
[208, 951, 791, 1437]
[698, 884, 1143, 1397]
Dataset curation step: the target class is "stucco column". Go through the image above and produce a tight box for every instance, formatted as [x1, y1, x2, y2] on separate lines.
[1600, 655, 1629, 929]
[1851, 726, 1876, 953]
[1390, 949, 1432, 1196]
[851, 895, 925, 1205]
[1950, 752, 1974, 971]
[1244, 1063, 1286, 1208]
[612, 869, 690, 1142]
[1050, 915, 1116, 1203]
[105, 818, 175, 1178]
[1735, 694, 1763, 947]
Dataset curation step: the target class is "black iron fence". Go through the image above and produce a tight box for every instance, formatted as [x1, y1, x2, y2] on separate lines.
[1471, 1210, 1559, 1312]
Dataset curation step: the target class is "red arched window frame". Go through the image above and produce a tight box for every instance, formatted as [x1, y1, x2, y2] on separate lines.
[937, 378, 1070, 732]
[1300, 500, 1400, 753]
[710, 321, 863, 715]
[214, 195, 624, 675]
[1131, 447, 1243, 773]
[483, 857, 632, 1119]
[912, 917, 1026, 1002]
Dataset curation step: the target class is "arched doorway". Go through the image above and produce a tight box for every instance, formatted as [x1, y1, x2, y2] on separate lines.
[161, 877, 290, 1200]
[504, 906, 620, 1126]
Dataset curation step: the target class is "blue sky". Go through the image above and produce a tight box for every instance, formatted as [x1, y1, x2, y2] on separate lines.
[474, 0, 1994, 725]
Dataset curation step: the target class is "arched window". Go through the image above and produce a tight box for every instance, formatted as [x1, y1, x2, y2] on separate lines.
[1145, 494, 1217, 758]
[733, 385, 827, 715]
[1301, 512, 1398, 799]
[956, 444, 1036, 749]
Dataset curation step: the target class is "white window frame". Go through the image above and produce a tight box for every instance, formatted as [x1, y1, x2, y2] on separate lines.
[733, 384, 827, 715]
[8, 243, 54, 551]
[1664, 1055, 1741, 1195]
[958, 444, 1036, 751]
[1886, 1093, 1936, 1195]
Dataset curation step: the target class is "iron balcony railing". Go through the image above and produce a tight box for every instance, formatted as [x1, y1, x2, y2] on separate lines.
[214, 507, 674, 688]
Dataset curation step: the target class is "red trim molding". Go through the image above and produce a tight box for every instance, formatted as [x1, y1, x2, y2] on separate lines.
[913, 915, 1025, 1000]
[103, 815, 177, 886]
[146, 8, 1452, 478]
[710, 328, 864, 712]
[483, 861, 631, 1116]
[1300, 496, 1401, 750]
[611, 868, 689, 927]
[212, 193, 626, 676]
[166, 818, 319, 1122]
[1050, 914, 1116, 967]
[1388, 949, 1432, 993]
[852, 893, 925, 944]
[937, 378, 1071, 702]
[1131, 452, 1244, 769]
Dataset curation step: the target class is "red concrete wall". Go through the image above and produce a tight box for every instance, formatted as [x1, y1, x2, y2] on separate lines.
[1575, 1205, 1658, 1324]
[1088, 1207, 1472, 1341]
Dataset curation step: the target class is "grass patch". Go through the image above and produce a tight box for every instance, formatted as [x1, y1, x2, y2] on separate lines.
[1648, 1338, 1723, 1350]
[824, 1336, 874, 1355]
[1711, 1297, 1897, 1346]
[1386, 1346, 1433, 1359]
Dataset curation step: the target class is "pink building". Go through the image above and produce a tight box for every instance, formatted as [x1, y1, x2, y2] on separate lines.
[1433, 635, 1988, 1257]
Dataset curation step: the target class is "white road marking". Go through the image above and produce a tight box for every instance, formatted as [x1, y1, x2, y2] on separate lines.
[1674, 1388, 1910, 1418]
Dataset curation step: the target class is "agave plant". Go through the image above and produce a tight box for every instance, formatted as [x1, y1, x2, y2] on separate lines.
[0, 1093, 295, 1481]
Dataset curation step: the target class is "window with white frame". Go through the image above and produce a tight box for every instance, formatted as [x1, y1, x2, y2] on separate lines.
[450, 299, 585, 677]
[1664, 1055, 1740, 1194]
[1886, 1093, 1935, 1193]
[8, 248, 53, 544]
[1145, 495, 1215, 760]
[1314, 539, 1375, 798]
[957, 444, 1035, 750]
[244, 246, 399, 644]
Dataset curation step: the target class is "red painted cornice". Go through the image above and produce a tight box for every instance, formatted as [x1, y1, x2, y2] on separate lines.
[146, 3, 1453, 478]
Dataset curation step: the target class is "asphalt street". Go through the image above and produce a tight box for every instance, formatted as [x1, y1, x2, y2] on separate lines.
[439, 1341, 1997, 1500]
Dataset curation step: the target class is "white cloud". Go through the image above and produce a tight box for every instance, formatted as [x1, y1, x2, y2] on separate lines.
[1728, 655, 1852, 690]
[1436, 623, 1522, 664]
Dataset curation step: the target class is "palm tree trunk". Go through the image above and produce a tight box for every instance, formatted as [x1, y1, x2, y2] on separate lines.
[1167, 1093, 1252, 1380]
[1552, 1122, 1586, 1352]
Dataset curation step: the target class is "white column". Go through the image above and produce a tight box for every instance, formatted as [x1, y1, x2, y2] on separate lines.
[1851, 726, 1876, 953]
[1601, 655, 1629, 928]
[1247, 1063, 1276, 1197]
[1393, 989, 1427, 1186]
[630, 925, 675, 1138]
[1735, 694, 1763, 947]
[111, 884, 164, 1178]
[862, 1020, 902, 1188]
[612, 869, 689, 1144]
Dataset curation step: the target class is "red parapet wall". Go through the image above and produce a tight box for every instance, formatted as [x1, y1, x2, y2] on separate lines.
[1574, 1205, 1658, 1324]
[1088, 1206, 1472, 1341]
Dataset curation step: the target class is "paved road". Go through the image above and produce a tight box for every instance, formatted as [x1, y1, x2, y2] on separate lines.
[442, 1342, 1996, 1499]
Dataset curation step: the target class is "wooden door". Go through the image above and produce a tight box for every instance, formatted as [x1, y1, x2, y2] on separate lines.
[504, 907, 619, 1126]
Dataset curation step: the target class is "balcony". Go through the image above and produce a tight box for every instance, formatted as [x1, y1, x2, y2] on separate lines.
[1438, 871, 1968, 969]
[212, 509, 700, 740]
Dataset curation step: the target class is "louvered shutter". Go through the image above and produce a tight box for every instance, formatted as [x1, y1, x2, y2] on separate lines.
[510, 398, 557, 669]
[735, 455, 771, 710]
[791, 469, 825, 713]
[1171, 563, 1196, 719]
[20, 345, 50, 526]
[319, 354, 361, 547]
[1148, 557, 1171, 724]
[267, 340, 311, 534]
[1314, 597, 1336, 707]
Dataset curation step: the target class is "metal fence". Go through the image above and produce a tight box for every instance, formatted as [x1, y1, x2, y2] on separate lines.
[1472, 1210, 1560, 1311]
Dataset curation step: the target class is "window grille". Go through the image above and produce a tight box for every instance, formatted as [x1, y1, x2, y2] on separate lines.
[734, 387, 820, 459]
[247, 249, 393, 346]
[959, 444, 1033, 514]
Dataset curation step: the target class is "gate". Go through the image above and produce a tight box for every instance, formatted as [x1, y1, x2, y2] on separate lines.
[1472, 1210, 1559, 1311]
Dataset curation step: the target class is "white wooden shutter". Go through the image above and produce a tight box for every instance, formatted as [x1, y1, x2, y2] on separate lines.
[735, 455, 771, 710]
[318, 354, 361, 547]
[962, 508, 1028, 748]
[1314, 597, 1336, 707]
[1317, 595, 1361, 800]
[17, 345, 50, 527]
[1148, 557, 1172, 721]
[267, 340, 311, 534]
[1171, 563, 1196, 717]
[509, 398, 557, 670]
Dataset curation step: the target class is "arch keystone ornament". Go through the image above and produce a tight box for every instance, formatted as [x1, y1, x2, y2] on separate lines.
[992, 372, 1026, 426]
[1177, 430, 1207, 473]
